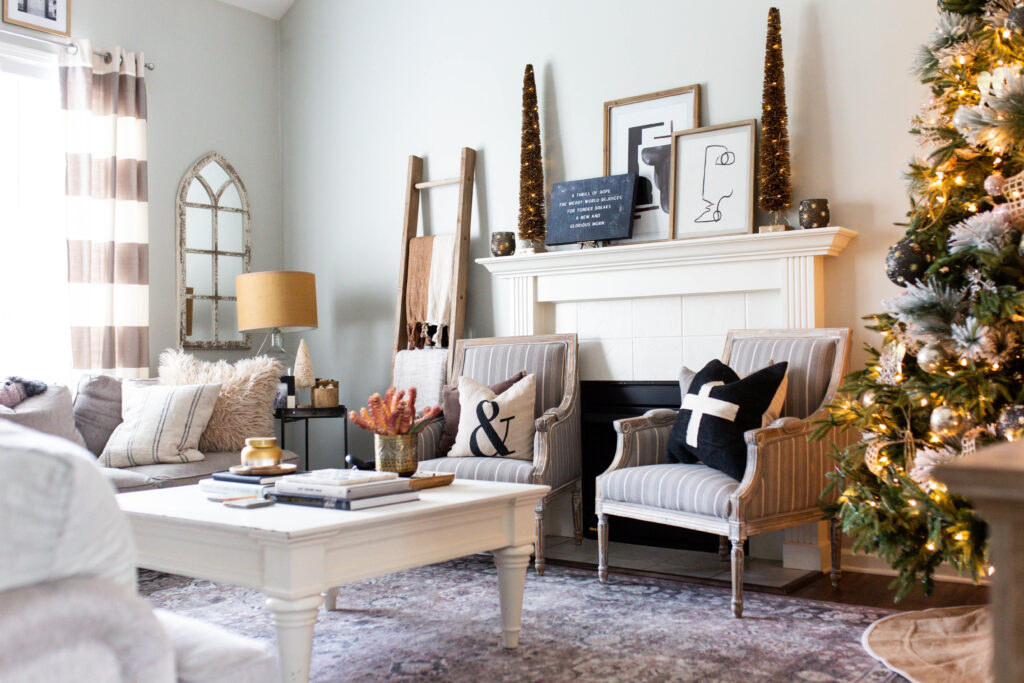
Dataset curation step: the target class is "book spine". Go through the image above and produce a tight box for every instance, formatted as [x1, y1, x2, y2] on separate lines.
[212, 473, 264, 484]
[268, 493, 348, 509]
[198, 480, 269, 496]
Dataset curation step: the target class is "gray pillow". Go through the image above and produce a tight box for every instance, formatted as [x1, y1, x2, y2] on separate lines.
[72, 374, 125, 457]
[0, 384, 86, 449]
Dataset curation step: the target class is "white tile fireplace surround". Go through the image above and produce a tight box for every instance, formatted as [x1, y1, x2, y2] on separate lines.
[478, 227, 857, 571]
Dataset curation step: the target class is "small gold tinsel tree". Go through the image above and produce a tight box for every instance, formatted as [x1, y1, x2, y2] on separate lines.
[518, 64, 545, 249]
[758, 7, 793, 225]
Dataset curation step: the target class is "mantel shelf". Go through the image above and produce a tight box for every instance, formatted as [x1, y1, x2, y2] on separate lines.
[476, 227, 857, 277]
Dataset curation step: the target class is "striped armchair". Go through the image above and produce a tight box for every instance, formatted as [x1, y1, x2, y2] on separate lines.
[596, 328, 852, 617]
[415, 334, 581, 575]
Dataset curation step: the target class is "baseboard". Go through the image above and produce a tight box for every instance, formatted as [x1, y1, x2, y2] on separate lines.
[841, 549, 990, 586]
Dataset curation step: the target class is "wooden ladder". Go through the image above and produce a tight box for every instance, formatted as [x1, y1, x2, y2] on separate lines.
[392, 147, 476, 382]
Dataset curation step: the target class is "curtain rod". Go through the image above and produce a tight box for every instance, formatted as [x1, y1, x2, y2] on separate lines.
[0, 26, 155, 70]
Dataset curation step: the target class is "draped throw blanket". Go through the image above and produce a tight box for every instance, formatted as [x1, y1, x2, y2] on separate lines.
[405, 234, 454, 348]
[60, 40, 149, 378]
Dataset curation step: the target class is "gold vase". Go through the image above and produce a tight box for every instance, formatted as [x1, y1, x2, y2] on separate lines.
[374, 433, 418, 476]
[241, 437, 282, 467]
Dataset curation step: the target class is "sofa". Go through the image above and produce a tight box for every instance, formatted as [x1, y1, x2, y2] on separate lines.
[0, 420, 278, 682]
[0, 375, 297, 493]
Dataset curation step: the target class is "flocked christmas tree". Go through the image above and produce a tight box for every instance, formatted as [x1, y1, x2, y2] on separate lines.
[816, 0, 1024, 599]
[518, 64, 546, 250]
[758, 7, 793, 227]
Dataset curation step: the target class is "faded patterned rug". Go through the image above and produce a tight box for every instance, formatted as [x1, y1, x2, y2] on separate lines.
[139, 556, 903, 682]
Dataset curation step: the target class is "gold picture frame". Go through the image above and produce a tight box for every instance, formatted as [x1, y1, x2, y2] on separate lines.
[3, 0, 70, 37]
[669, 120, 757, 241]
[603, 84, 701, 244]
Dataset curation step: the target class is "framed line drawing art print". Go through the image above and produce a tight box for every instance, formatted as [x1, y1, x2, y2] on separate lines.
[669, 120, 756, 240]
[603, 84, 700, 244]
[3, 0, 70, 37]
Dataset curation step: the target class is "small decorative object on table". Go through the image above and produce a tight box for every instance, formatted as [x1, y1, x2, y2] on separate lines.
[798, 199, 830, 228]
[312, 379, 340, 408]
[490, 232, 516, 257]
[293, 339, 315, 408]
[409, 471, 456, 490]
[349, 387, 441, 476]
[280, 375, 296, 409]
[240, 436, 283, 468]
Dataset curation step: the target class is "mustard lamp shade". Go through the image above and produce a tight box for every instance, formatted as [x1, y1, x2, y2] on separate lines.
[236, 271, 318, 333]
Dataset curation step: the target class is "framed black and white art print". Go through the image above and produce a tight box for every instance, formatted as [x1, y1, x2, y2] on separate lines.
[604, 84, 700, 244]
[3, 0, 70, 37]
[669, 120, 756, 240]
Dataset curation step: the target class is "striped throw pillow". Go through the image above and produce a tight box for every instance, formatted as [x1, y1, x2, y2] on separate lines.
[100, 381, 221, 468]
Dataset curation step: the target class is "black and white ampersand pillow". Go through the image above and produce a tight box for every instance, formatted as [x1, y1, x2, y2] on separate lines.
[449, 374, 536, 461]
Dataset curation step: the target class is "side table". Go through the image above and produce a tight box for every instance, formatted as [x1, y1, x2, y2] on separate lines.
[274, 406, 348, 471]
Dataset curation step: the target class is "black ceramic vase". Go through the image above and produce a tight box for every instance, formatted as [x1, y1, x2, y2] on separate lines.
[490, 231, 516, 257]
[799, 199, 830, 229]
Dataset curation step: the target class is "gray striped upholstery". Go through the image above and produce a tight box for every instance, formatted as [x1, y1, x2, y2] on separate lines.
[415, 418, 444, 462]
[542, 398, 582, 488]
[461, 341, 567, 417]
[728, 337, 837, 419]
[418, 456, 536, 484]
[598, 464, 739, 519]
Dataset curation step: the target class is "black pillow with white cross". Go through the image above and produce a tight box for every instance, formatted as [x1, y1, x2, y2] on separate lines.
[666, 359, 789, 481]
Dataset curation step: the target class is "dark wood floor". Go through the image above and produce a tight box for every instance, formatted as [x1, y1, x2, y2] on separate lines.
[791, 571, 988, 611]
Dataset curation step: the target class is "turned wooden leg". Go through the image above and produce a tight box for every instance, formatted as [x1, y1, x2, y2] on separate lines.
[718, 535, 729, 562]
[322, 587, 340, 611]
[266, 595, 323, 682]
[572, 482, 584, 545]
[534, 501, 545, 576]
[597, 513, 609, 583]
[492, 544, 534, 649]
[830, 516, 843, 589]
[731, 538, 744, 618]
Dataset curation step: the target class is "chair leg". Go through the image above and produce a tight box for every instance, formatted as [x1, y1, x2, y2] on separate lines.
[718, 535, 729, 562]
[534, 501, 545, 576]
[830, 516, 842, 589]
[597, 513, 609, 583]
[730, 538, 744, 618]
[571, 482, 584, 545]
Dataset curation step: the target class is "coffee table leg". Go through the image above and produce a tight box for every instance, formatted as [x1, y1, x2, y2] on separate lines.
[266, 595, 323, 682]
[323, 587, 341, 611]
[492, 543, 533, 649]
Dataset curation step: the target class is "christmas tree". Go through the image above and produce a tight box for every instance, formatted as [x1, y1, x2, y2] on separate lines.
[518, 64, 546, 249]
[758, 7, 792, 225]
[817, 0, 1024, 599]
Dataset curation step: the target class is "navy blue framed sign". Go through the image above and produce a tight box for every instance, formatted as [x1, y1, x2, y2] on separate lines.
[545, 173, 638, 246]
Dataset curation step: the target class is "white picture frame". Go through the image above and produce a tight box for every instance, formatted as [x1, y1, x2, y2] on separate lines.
[604, 84, 701, 244]
[669, 120, 757, 240]
[3, 0, 70, 37]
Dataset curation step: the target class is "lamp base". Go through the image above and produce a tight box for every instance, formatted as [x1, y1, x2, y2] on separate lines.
[257, 329, 293, 372]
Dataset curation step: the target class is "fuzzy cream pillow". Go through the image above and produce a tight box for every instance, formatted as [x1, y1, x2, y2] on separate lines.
[158, 350, 283, 452]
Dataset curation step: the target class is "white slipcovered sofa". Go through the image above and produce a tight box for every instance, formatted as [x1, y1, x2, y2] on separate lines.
[0, 421, 279, 682]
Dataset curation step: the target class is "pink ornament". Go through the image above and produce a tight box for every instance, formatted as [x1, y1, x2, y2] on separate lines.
[985, 173, 1006, 196]
[993, 203, 1013, 220]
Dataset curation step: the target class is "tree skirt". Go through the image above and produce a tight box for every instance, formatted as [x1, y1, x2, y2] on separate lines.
[862, 605, 991, 683]
[139, 556, 903, 682]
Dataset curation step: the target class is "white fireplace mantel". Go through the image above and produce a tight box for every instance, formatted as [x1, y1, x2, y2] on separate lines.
[477, 227, 857, 337]
[477, 227, 857, 573]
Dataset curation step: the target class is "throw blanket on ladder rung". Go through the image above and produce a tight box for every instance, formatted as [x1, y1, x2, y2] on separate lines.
[406, 234, 454, 349]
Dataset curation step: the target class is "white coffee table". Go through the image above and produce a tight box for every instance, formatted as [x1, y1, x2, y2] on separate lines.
[117, 479, 549, 683]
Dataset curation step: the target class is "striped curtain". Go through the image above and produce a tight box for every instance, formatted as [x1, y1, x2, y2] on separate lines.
[60, 40, 149, 379]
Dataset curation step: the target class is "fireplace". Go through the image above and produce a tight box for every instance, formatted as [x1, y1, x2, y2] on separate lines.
[581, 380, 719, 552]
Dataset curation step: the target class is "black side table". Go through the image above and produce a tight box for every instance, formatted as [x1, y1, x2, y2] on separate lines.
[274, 405, 348, 471]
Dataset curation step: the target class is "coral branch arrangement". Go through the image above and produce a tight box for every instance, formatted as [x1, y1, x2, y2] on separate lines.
[349, 387, 441, 436]
[815, 0, 1024, 600]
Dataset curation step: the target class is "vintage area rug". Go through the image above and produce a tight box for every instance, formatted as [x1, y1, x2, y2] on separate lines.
[139, 556, 904, 682]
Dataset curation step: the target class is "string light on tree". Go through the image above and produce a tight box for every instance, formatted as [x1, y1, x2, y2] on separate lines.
[757, 7, 792, 231]
[517, 64, 545, 252]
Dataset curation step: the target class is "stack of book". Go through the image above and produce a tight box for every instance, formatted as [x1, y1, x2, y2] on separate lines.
[268, 469, 420, 510]
[197, 471, 291, 501]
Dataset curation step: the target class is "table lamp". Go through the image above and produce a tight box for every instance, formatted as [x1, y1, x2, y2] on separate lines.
[236, 271, 318, 370]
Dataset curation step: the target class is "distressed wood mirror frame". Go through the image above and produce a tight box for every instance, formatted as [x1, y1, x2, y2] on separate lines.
[176, 152, 252, 350]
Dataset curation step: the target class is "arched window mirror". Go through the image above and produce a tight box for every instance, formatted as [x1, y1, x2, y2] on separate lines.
[176, 152, 252, 349]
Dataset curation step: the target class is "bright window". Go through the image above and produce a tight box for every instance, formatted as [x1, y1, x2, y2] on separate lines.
[0, 43, 70, 383]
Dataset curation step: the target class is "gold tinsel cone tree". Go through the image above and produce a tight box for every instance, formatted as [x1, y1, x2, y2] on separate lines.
[758, 7, 793, 223]
[518, 64, 546, 246]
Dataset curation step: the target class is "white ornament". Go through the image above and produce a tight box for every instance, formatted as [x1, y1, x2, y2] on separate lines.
[877, 342, 906, 386]
[1001, 169, 1024, 224]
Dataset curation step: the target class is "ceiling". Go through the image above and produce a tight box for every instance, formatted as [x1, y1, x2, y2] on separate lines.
[216, 0, 295, 20]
